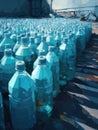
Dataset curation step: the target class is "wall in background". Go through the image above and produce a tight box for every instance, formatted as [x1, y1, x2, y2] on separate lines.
[0, 0, 50, 17]
[0, 0, 31, 17]
[52, 0, 98, 9]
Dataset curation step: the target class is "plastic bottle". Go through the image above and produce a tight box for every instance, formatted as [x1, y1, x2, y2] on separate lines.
[34, 33, 41, 46]
[0, 32, 15, 50]
[29, 37, 37, 55]
[46, 46, 60, 97]
[15, 37, 34, 75]
[0, 92, 5, 130]
[29, 37, 37, 63]
[10, 34, 17, 43]
[59, 38, 67, 85]
[31, 56, 53, 117]
[33, 50, 46, 69]
[37, 36, 48, 55]
[13, 35, 21, 54]
[8, 61, 36, 130]
[46, 33, 56, 47]
[1, 48, 15, 93]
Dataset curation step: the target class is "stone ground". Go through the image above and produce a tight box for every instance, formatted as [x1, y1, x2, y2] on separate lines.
[1, 21, 98, 130]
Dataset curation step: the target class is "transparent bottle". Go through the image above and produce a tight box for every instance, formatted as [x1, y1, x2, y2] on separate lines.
[15, 37, 34, 75]
[0, 32, 15, 50]
[13, 35, 21, 54]
[31, 56, 53, 117]
[1, 48, 15, 93]
[29, 37, 37, 63]
[8, 61, 36, 130]
[33, 50, 46, 69]
[46, 46, 60, 97]
[37, 36, 48, 55]
[59, 38, 67, 85]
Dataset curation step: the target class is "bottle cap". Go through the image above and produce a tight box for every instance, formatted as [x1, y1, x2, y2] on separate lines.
[5, 44, 12, 49]
[38, 56, 46, 65]
[41, 36, 46, 42]
[4, 48, 12, 56]
[38, 50, 46, 56]
[29, 37, 34, 43]
[21, 37, 28, 45]
[48, 46, 55, 51]
[15, 60, 25, 71]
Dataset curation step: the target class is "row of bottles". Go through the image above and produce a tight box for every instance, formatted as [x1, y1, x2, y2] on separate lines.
[8, 58, 54, 129]
[0, 18, 92, 130]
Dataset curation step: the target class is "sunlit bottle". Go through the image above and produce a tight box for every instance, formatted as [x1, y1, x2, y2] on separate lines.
[1, 48, 15, 93]
[59, 38, 67, 85]
[33, 50, 46, 69]
[31, 56, 53, 117]
[46, 46, 60, 97]
[37, 36, 48, 55]
[15, 37, 34, 75]
[8, 61, 36, 130]
[13, 35, 21, 54]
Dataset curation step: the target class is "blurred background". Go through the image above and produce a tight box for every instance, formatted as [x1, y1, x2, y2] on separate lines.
[0, 0, 97, 18]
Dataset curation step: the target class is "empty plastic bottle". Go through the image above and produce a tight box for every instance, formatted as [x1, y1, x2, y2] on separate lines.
[29, 37, 37, 55]
[33, 50, 46, 69]
[13, 35, 21, 54]
[59, 38, 67, 85]
[0, 32, 15, 50]
[46, 46, 60, 97]
[0, 92, 5, 130]
[29, 37, 37, 62]
[37, 36, 48, 55]
[10, 34, 17, 43]
[15, 37, 34, 75]
[8, 61, 36, 130]
[34, 34, 41, 46]
[1, 48, 15, 93]
[46, 33, 56, 47]
[31, 56, 53, 117]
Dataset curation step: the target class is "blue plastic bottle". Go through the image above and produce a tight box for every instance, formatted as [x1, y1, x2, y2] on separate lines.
[1, 48, 15, 93]
[59, 38, 67, 85]
[15, 37, 34, 75]
[13, 35, 21, 54]
[29, 37, 37, 63]
[31, 56, 53, 117]
[33, 50, 46, 69]
[37, 36, 48, 55]
[29, 37, 37, 55]
[8, 61, 36, 130]
[10, 34, 17, 43]
[46, 46, 60, 97]
[34, 34, 41, 46]
[0, 32, 15, 50]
